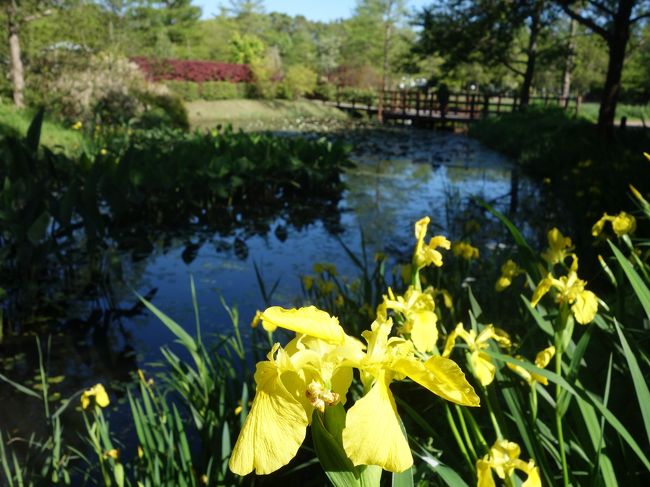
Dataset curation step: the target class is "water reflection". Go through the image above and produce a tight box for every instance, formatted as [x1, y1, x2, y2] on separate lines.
[1, 127, 549, 429]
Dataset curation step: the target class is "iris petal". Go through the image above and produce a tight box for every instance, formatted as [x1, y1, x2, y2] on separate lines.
[229, 363, 308, 475]
[259, 306, 345, 344]
[342, 375, 412, 472]
[394, 356, 480, 406]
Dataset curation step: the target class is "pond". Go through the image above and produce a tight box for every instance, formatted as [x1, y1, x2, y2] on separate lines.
[0, 126, 557, 438]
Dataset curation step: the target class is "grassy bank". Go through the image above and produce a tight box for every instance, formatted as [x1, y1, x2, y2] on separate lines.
[578, 101, 649, 124]
[0, 103, 83, 154]
[186, 99, 349, 130]
[469, 108, 650, 248]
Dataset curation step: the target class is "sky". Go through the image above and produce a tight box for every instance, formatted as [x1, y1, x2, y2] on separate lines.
[197, 1, 432, 22]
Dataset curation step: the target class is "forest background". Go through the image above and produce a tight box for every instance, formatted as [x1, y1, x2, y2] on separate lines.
[2, 0, 650, 127]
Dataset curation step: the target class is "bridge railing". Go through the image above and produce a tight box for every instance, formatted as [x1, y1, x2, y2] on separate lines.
[334, 88, 581, 121]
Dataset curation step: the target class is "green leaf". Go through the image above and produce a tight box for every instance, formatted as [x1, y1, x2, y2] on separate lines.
[391, 466, 414, 487]
[137, 292, 198, 353]
[608, 240, 650, 320]
[27, 211, 50, 244]
[0, 372, 41, 399]
[614, 319, 650, 449]
[311, 406, 360, 486]
[26, 108, 45, 153]
[521, 295, 554, 337]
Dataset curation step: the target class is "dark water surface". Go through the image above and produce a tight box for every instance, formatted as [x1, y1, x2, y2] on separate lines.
[1, 127, 551, 436]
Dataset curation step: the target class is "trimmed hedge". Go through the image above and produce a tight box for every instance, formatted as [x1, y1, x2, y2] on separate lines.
[166, 81, 252, 101]
[131, 57, 252, 83]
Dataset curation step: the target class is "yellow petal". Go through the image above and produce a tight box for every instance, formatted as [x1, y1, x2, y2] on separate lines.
[612, 212, 636, 236]
[81, 392, 91, 410]
[408, 310, 438, 353]
[534, 346, 555, 369]
[342, 375, 412, 472]
[522, 461, 542, 487]
[94, 384, 110, 408]
[531, 275, 553, 307]
[229, 362, 309, 475]
[477, 459, 496, 487]
[395, 356, 480, 406]
[472, 351, 496, 386]
[259, 306, 345, 344]
[495, 276, 512, 292]
[572, 290, 598, 324]
[507, 361, 533, 383]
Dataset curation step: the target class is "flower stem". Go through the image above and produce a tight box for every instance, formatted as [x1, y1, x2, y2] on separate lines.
[444, 403, 474, 473]
[555, 349, 570, 487]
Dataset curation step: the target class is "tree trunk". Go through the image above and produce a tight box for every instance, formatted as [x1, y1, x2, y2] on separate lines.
[561, 17, 578, 99]
[382, 0, 394, 91]
[597, 0, 633, 134]
[519, 1, 542, 109]
[7, 1, 25, 108]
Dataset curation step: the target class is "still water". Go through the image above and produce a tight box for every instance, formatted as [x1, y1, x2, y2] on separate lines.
[122, 128, 537, 358]
[1, 127, 548, 432]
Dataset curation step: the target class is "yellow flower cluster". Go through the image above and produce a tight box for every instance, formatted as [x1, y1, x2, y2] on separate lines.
[412, 216, 451, 269]
[592, 211, 636, 238]
[531, 256, 598, 324]
[443, 323, 511, 386]
[81, 383, 110, 409]
[477, 440, 541, 487]
[495, 259, 522, 292]
[541, 228, 573, 266]
[452, 241, 480, 260]
[228, 306, 480, 476]
[507, 346, 555, 386]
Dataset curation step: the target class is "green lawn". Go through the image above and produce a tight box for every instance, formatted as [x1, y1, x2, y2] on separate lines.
[185, 99, 348, 130]
[578, 101, 650, 123]
[0, 103, 83, 154]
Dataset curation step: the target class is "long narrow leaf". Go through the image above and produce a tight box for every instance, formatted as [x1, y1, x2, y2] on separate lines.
[608, 240, 650, 320]
[613, 319, 650, 448]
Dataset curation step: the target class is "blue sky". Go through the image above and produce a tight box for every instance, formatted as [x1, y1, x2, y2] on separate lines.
[197, 1, 432, 22]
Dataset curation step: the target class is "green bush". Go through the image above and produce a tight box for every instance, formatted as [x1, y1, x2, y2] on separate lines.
[136, 92, 190, 130]
[312, 82, 337, 101]
[200, 81, 249, 100]
[278, 66, 318, 100]
[166, 80, 201, 101]
[339, 87, 377, 106]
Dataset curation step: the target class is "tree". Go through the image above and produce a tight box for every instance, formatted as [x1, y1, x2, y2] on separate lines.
[556, 0, 650, 131]
[414, 0, 559, 107]
[341, 0, 407, 88]
[3, 0, 63, 107]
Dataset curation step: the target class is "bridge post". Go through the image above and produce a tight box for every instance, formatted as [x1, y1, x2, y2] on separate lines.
[470, 94, 477, 120]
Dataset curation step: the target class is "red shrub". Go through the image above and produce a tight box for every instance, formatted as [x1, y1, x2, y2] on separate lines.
[131, 57, 252, 83]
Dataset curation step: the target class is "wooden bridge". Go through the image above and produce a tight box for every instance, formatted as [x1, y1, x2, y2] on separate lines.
[330, 89, 581, 126]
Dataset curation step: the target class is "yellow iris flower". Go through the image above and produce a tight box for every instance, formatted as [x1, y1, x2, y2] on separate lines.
[541, 228, 573, 266]
[442, 323, 511, 386]
[592, 211, 637, 237]
[413, 216, 451, 269]
[383, 286, 438, 353]
[229, 317, 363, 475]
[342, 317, 480, 473]
[531, 256, 598, 325]
[477, 440, 541, 487]
[507, 345, 555, 386]
[81, 383, 110, 409]
[452, 241, 480, 260]
[495, 259, 522, 292]
[230, 306, 480, 476]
